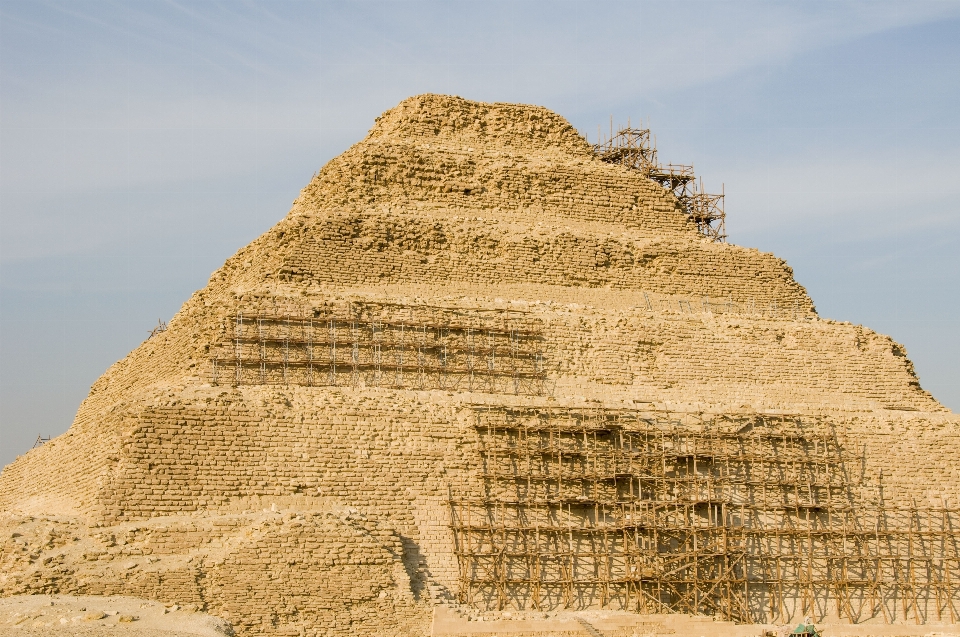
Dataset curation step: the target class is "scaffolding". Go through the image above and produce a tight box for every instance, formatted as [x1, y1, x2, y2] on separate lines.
[594, 124, 726, 243]
[209, 303, 548, 396]
[448, 407, 960, 624]
[148, 319, 167, 339]
[683, 181, 726, 243]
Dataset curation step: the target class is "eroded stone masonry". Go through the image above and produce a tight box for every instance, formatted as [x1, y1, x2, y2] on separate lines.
[1, 95, 956, 636]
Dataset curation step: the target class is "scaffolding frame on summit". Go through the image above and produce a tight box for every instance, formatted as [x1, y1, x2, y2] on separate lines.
[593, 123, 727, 243]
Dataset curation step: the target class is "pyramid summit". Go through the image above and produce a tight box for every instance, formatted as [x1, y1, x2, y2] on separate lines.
[1, 94, 957, 637]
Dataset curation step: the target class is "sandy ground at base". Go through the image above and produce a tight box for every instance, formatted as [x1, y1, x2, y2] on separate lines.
[431, 606, 960, 637]
[0, 595, 233, 637]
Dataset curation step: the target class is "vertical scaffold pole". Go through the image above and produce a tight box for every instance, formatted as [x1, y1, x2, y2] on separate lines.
[351, 315, 359, 387]
[396, 322, 405, 388]
[416, 323, 426, 390]
[466, 326, 475, 392]
[306, 319, 314, 387]
[257, 314, 266, 384]
[234, 312, 243, 386]
[329, 318, 337, 385]
[372, 317, 382, 388]
[487, 328, 497, 393]
[283, 316, 290, 385]
[439, 326, 449, 390]
[510, 327, 519, 395]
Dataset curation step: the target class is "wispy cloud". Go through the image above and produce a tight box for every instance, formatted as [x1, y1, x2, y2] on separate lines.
[2, 1, 959, 261]
[727, 147, 960, 239]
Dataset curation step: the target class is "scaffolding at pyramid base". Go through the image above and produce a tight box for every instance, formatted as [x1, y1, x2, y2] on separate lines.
[449, 407, 960, 624]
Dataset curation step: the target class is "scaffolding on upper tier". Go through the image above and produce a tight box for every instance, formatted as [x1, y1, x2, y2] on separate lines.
[448, 407, 960, 624]
[593, 124, 727, 243]
[209, 302, 549, 396]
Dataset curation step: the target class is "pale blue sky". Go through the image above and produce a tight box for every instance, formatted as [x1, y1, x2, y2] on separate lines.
[1, 0, 958, 467]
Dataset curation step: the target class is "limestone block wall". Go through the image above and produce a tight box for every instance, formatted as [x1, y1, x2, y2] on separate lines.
[274, 213, 814, 313]
[0, 309, 218, 519]
[9, 383, 956, 604]
[5, 398, 960, 629]
[189, 292, 936, 412]
[0, 510, 431, 637]
[202, 513, 427, 636]
[297, 94, 712, 244]
[297, 141, 697, 238]
[89, 387, 472, 591]
[837, 413, 960, 505]
[545, 307, 940, 411]
[0, 288, 939, 527]
[366, 94, 593, 155]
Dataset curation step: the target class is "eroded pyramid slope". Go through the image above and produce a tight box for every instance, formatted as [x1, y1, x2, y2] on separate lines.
[0, 95, 954, 636]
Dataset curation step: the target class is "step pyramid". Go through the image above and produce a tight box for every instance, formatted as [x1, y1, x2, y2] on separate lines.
[1, 95, 956, 637]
